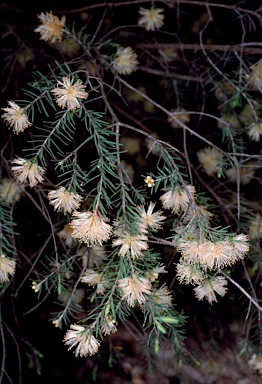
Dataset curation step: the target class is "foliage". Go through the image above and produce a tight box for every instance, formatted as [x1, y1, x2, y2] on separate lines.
[1, 1, 262, 382]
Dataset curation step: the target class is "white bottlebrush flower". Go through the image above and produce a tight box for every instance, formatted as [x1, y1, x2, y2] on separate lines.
[247, 122, 262, 142]
[48, 186, 83, 214]
[2, 101, 32, 134]
[80, 269, 109, 295]
[197, 147, 223, 176]
[35, 11, 66, 43]
[160, 184, 195, 214]
[248, 354, 262, 376]
[136, 202, 166, 232]
[177, 239, 208, 265]
[226, 163, 256, 185]
[0, 253, 16, 283]
[70, 210, 113, 246]
[112, 218, 128, 237]
[204, 241, 236, 269]
[138, 7, 164, 31]
[51, 76, 89, 110]
[100, 316, 117, 336]
[176, 261, 205, 285]
[231, 234, 249, 259]
[118, 274, 151, 307]
[112, 232, 148, 259]
[249, 214, 262, 239]
[112, 46, 139, 75]
[0, 178, 22, 204]
[64, 324, 100, 357]
[149, 286, 173, 313]
[57, 223, 77, 248]
[11, 157, 45, 187]
[178, 234, 248, 270]
[194, 276, 228, 304]
[80, 269, 101, 286]
[167, 107, 190, 129]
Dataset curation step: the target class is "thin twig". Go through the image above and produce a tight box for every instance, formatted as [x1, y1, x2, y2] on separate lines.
[55, 0, 262, 23]
[137, 43, 262, 55]
[220, 270, 262, 313]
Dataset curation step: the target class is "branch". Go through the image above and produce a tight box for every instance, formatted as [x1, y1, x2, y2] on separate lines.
[56, 0, 262, 23]
[136, 43, 262, 55]
[220, 270, 262, 313]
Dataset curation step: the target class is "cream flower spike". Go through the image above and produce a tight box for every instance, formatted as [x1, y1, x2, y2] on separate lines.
[247, 122, 262, 142]
[51, 76, 89, 110]
[197, 147, 223, 176]
[118, 275, 151, 307]
[64, 325, 100, 357]
[160, 184, 195, 214]
[70, 210, 112, 246]
[48, 186, 83, 214]
[136, 202, 166, 232]
[2, 101, 32, 134]
[112, 232, 148, 259]
[138, 7, 164, 31]
[194, 276, 228, 304]
[0, 178, 22, 204]
[112, 46, 139, 75]
[35, 11, 66, 43]
[11, 157, 45, 187]
[0, 253, 16, 283]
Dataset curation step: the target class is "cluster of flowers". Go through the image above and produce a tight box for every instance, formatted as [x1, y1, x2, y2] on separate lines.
[40, 180, 249, 356]
[159, 185, 250, 304]
[1, 9, 257, 360]
[2, 167, 259, 299]
[215, 70, 262, 143]
[195, 145, 260, 185]
[50, 199, 170, 356]
[177, 234, 249, 271]
[176, 234, 249, 304]
[29, 185, 196, 357]
[166, 64, 262, 148]
[34, 6, 165, 44]
[111, 7, 165, 74]
[61, 185, 240, 293]
[1, 165, 254, 296]
[35, 9, 164, 78]
[63, 282, 172, 357]
[2, 75, 89, 136]
[1, 7, 165, 201]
